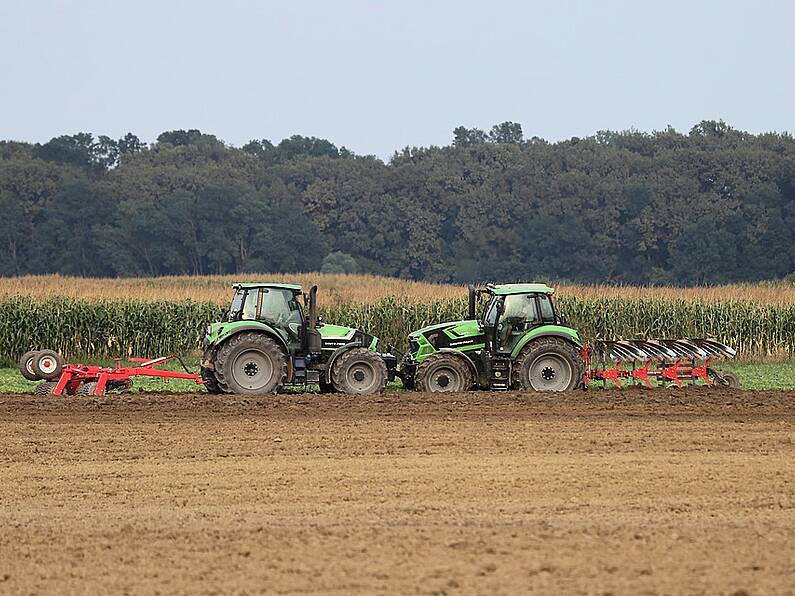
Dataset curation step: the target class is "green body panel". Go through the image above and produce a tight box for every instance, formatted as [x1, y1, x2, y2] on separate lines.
[408, 319, 484, 363]
[205, 320, 288, 348]
[410, 319, 480, 338]
[318, 324, 378, 350]
[205, 320, 379, 352]
[490, 283, 554, 295]
[509, 325, 581, 358]
[319, 324, 356, 341]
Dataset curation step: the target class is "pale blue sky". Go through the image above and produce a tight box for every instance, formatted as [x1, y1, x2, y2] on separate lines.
[1, 0, 793, 158]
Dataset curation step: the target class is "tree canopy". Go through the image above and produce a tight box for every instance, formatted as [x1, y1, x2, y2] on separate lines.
[1, 121, 793, 285]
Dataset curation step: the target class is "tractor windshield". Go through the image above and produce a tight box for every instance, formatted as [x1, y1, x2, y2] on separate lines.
[502, 294, 540, 323]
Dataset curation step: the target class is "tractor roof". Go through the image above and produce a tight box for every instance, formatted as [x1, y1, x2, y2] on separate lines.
[487, 283, 555, 296]
[233, 282, 303, 293]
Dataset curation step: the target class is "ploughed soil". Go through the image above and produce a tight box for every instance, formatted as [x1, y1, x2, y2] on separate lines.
[0, 388, 793, 595]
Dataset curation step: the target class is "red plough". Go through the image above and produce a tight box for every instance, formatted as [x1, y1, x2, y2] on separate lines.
[582, 338, 739, 389]
[46, 355, 204, 396]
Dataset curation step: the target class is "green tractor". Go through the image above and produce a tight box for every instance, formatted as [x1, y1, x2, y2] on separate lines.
[400, 283, 584, 392]
[201, 283, 397, 394]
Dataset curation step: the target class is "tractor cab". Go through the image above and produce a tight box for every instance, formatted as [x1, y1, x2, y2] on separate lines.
[229, 283, 304, 339]
[476, 283, 564, 355]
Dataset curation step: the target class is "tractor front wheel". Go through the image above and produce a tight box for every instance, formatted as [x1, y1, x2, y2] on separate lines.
[513, 337, 584, 392]
[415, 352, 472, 393]
[331, 348, 387, 395]
[214, 333, 287, 394]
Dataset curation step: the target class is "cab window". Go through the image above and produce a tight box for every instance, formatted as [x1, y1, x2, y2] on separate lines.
[484, 298, 500, 326]
[502, 294, 539, 323]
[260, 289, 294, 324]
[538, 294, 555, 323]
[241, 289, 259, 320]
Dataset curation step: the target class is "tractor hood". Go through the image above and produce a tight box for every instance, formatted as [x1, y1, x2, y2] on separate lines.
[409, 319, 480, 339]
[320, 324, 379, 351]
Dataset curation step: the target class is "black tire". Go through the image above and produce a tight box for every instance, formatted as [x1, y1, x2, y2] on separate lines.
[715, 371, 740, 388]
[34, 381, 56, 396]
[415, 352, 473, 393]
[201, 367, 223, 394]
[401, 373, 415, 390]
[722, 371, 740, 388]
[513, 337, 584, 392]
[32, 350, 64, 381]
[77, 382, 106, 396]
[214, 332, 287, 394]
[319, 379, 337, 393]
[19, 350, 42, 381]
[331, 348, 388, 395]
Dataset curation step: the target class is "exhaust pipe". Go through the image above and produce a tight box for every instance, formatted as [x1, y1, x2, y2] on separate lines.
[306, 285, 322, 354]
[308, 285, 318, 330]
[467, 286, 477, 320]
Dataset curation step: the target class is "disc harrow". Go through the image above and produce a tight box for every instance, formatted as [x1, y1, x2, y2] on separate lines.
[583, 338, 738, 389]
[27, 354, 205, 396]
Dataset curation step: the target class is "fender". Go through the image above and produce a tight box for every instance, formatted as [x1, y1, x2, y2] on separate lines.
[324, 341, 363, 383]
[436, 348, 479, 379]
[510, 326, 581, 359]
[210, 322, 290, 354]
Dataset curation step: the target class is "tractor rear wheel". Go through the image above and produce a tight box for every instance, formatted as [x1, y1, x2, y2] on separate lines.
[19, 350, 41, 381]
[513, 337, 584, 392]
[331, 348, 387, 395]
[214, 332, 287, 394]
[415, 352, 472, 393]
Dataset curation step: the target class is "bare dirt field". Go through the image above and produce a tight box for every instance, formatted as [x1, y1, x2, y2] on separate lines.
[1, 388, 793, 595]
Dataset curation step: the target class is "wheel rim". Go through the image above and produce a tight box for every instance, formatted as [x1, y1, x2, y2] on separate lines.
[346, 361, 377, 392]
[25, 357, 36, 375]
[38, 356, 58, 375]
[429, 365, 464, 392]
[528, 354, 572, 391]
[231, 349, 275, 391]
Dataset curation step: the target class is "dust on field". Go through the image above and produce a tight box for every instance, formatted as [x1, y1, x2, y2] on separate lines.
[0, 388, 793, 594]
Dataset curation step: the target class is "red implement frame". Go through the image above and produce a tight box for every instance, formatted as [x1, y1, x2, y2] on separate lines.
[51, 355, 204, 396]
[582, 345, 714, 389]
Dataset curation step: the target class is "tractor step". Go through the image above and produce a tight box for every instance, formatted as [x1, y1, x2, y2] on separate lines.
[489, 357, 512, 391]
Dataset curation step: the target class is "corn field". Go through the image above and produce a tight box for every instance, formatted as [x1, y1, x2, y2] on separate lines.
[0, 295, 793, 366]
[1, 274, 794, 306]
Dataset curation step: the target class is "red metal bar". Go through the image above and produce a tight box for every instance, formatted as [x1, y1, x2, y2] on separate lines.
[48, 357, 204, 396]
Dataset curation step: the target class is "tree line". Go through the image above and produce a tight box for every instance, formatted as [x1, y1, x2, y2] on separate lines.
[1, 120, 793, 285]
